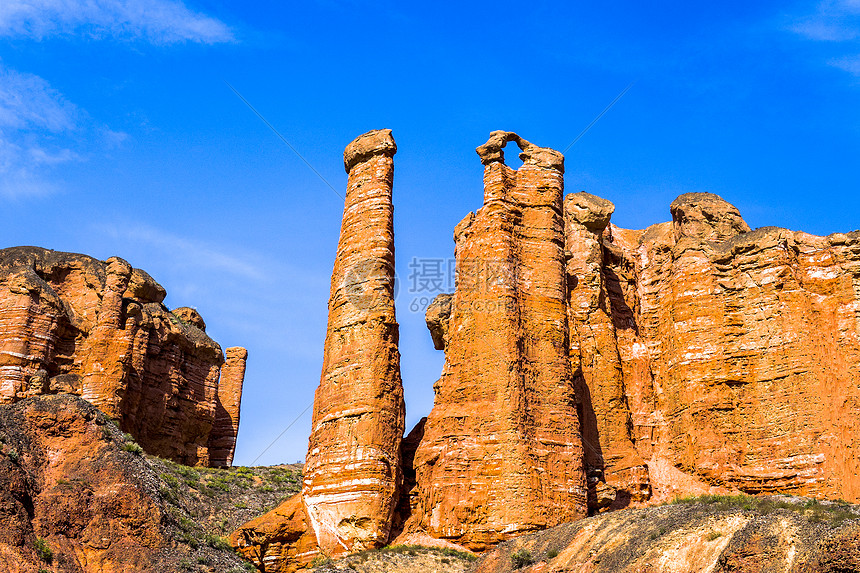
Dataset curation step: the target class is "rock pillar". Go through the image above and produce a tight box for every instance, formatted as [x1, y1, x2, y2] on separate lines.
[302, 129, 405, 555]
[209, 346, 247, 467]
[413, 131, 587, 549]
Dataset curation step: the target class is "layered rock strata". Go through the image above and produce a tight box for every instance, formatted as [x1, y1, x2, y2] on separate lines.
[564, 192, 651, 508]
[567, 192, 860, 503]
[231, 494, 320, 573]
[0, 246, 245, 466]
[301, 129, 405, 555]
[234, 133, 860, 572]
[210, 346, 248, 468]
[411, 131, 587, 549]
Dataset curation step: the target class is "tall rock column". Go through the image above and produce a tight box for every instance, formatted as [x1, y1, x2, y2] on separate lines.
[302, 129, 405, 556]
[209, 346, 248, 467]
[413, 131, 586, 550]
[564, 192, 651, 509]
[80, 256, 135, 418]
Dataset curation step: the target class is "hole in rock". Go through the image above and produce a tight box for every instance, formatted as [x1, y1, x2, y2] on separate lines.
[502, 141, 524, 170]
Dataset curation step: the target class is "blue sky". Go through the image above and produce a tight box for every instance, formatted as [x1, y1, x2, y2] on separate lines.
[1, 0, 858, 466]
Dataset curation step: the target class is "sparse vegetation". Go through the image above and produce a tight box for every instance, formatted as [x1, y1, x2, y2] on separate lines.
[547, 548, 559, 559]
[33, 537, 53, 563]
[671, 494, 859, 526]
[204, 534, 234, 551]
[705, 531, 722, 541]
[311, 555, 333, 567]
[149, 456, 303, 558]
[511, 548, 534, 569]
[383, 545, 477, 561]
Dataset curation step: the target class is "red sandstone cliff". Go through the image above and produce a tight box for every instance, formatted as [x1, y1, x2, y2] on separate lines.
[580, 192, 860, 503]
[0, 246, 246, 467]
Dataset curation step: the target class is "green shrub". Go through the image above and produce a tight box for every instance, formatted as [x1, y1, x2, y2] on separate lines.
[34, 537, 53, 563]
[705, 531, 722, 541]
[123, 442, 143, 455]
[8, 449, 19, 463]
[174, 466, 201, 482]
[162, 474, 180, 489]
[511, 548, 534, 569]
[205, 534, 233, 551]
[547, 548, 559, 559]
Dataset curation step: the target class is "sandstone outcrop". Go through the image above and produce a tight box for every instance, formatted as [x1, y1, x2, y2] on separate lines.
[0, 246, 246, 466]
[210, 346, 248, 468]
[567, 191, 860, 503]
[233, 132, 860, 572]
[301, 129, 405, 555]
[231, 493, 320, 573]
[0, 394, 253, 572]
[410, 131, 587, 549]
[565, 191, 651, 508]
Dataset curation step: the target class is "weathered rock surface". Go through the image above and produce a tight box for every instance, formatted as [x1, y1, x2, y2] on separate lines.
[301, 129, 405, 555]
[568, 191, 860, 503]
[0, 246, 246, 466]
[565, 191, 651, 510]
[0, 394, 254, 572]
[411, 131, 587, 549]
[210, 346, 248, 468]
[473, 497, 860, 573]
[232, 493, 321, 573]
[235, 134, 860, 572]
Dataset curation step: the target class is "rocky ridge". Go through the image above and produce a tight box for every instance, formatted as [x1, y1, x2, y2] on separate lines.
[0, 394, 255, 572]
[474, 495, 860, 573]
[0, 247, 246, 467]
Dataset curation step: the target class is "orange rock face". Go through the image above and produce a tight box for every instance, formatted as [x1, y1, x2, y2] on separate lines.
[234, 134, 860, 572]
[564, 192, 651, 509]
[301, 129, 405, 555]
[231, 494, 321, 573]
[570, 191, 860, 503]
[0, 395, 176, 572]
[410, 132, 587, 549]
[210, 346, 248, 468]
[0, 246, 246, 466]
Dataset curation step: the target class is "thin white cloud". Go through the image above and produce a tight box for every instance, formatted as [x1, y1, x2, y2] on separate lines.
[791, 0, 860, 41]
[0, 65, 78, 131]
[98, 223, 268, 281]
[788, 1, 860, 76]
[0, 0, 234, 44]
[0, 64, 81, 198]
[830, 54, 860, 74]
